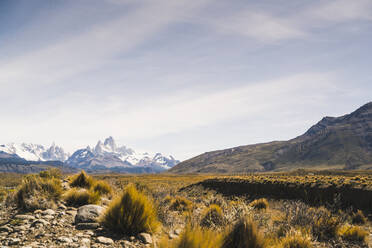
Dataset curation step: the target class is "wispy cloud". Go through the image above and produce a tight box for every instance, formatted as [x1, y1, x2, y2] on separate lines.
[307, 0, 372, 22]
[209, 11, 306, 42]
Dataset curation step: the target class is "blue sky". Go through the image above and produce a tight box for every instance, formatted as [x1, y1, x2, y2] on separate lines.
[1, 0, 372, 160]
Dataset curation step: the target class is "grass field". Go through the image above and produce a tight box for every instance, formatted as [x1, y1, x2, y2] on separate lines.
[1, 169, 371, 247]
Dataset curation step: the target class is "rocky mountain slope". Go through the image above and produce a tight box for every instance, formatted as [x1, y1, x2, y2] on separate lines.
[0, 137, 179, 173]
[170, 102, 372, 173]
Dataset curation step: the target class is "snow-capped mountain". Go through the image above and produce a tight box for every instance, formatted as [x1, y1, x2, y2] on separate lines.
[0, 143, 69, 162]
[0, 137, 179, 173]
[66, 137, 179, 172]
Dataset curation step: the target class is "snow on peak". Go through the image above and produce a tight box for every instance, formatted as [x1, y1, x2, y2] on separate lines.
[66, 136, 179, 171]
[0, 142, 69, 161]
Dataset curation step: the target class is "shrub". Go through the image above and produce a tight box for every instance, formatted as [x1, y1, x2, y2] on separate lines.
[169, 196, 193, 212]
[351, 210, 367, 225]
[221, 217, 267, 248]
[93, 180, 112, 196]
[311, 207, 340, 240]
[64, 188, 101, 207]
[277, 230, 313, 248]
[39, 168, 62, 179]
[169, 224, 222, 248]
[250, 198, 269, 210]
[200, 204, 225, 228]
[69, 170, 95, 189]
[100, 184, 159, 235]
[338, 225, 368, 243]
[15, 174, 63, 210]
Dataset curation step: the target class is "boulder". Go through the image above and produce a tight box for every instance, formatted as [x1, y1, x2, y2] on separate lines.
[75, 205, 104, 224]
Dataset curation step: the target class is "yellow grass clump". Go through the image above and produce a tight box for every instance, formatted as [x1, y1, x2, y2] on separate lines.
[93, 180, 112, 196]
[221, 217, 267, 248]
[351, 210, 367, 225]
[276, 229, 313, 248]
[161, 224, 222, 248]
[100, 184, 159, 235]
[169, 196, 193, 212]
[338, 225, 369, 243]
[250, 198, 269, 210]
[64, 188, 101, 207]
[69, 170, 95, 189]
[200, 204, 225, 227]
[39, 168, 62, 179]
[15, 174, 63, 210]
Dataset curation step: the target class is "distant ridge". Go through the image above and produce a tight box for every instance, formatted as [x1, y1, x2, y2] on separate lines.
[170, 102, 372, 173]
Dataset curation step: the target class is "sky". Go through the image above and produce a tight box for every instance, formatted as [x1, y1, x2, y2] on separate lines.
[1, 0, 372, 161]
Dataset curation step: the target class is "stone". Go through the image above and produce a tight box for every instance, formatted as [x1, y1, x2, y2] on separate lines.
[96, 236, 114, 245]
[0, 226, 12, 233]
[76, 223, 100, 230]
[31, 219, 49, 227]
[14, 215, 35, 221]
[42, 209, 55, 215]
[58, 204, 67, 210]
[121, 240, 135, 248]
[138, 233, 152, 244]
[66, 210, 77, 216]
[13, 225, 29, 232]
[42, 215, 54, 220]
[80, 238, 90, 246]
[8, 238, 20, 245]
[75, 205, 104, 224]
[85, 230, 94, 236]
[57, 237, 73, 243]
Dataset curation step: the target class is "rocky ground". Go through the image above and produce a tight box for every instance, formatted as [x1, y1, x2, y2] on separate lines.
[0, 202, 157, 248]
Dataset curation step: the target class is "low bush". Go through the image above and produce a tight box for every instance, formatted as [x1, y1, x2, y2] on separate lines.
[64, 188, 101, 207]
[338, 225, 368, 243]
[169, 196, 193, 212]
[351, 210, 367, 225]
[15, 174, 63, 210]
[69, 170, 95, 189]
[100, 184, 159, 235]
[93, 180, 112, 196]
[200, 204, 225, 228]
[277, 229, 313, 248]
[250, 198, 269, 210]
[221, 217, 267, 248]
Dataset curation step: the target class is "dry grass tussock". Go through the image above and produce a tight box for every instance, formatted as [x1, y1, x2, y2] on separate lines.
[13, 171, 63, 210]
[64, 171, 113, 207]
[169, 196, 193, 212]
[250, 198, 269, 210]
[200, 204, 225, 228]
[221, 216, 266, 248]
[64, 188, 101, 207]
[100, 184, 159, 236]
[275, 229, 313, 248]
[338, 224, 369, 243]
[351, 210, 367, 225]
[69, 170, 95, 189]
[159, 224, 222, 248]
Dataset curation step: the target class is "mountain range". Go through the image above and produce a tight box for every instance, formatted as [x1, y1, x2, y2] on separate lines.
[170, 102, 372, 173]
[0, 137, 179, 173]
